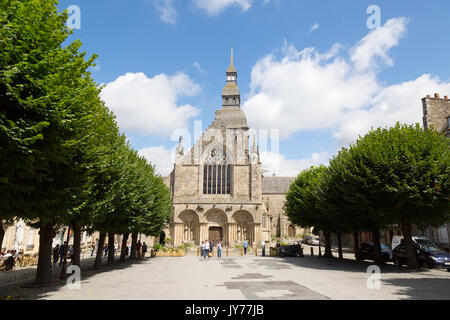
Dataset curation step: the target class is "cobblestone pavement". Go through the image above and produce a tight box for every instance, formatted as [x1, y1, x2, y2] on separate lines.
[1, 252, 450, 300]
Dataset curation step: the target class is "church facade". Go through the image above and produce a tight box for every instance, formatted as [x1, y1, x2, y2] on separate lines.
[163, 52, 301, 247]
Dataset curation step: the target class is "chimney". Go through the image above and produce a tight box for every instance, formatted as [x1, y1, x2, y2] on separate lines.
[434, 93, 440, 99]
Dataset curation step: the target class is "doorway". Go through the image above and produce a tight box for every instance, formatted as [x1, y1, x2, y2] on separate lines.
[208, 227, 223, 246]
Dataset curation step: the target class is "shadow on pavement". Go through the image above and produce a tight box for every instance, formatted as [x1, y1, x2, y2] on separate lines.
[382, 277, 450, 300]
[0, 257, 151, 300]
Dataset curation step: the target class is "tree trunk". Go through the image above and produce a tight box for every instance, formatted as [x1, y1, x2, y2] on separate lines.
[337, 233, 343, 260]
[120, 233, 129, 262]
[129, 233, 138, 259]
[323, 231, 333, 258]
[94, 231, 106, 269]
[107, 232, 115, 265]
[401, 217, 419, 269]
[35, 221, 56, 285]
[353, 231, 361, 261]
[0, 220, 4, 252]
[71, 221, 81, 267]
[372, 229, 384, 266]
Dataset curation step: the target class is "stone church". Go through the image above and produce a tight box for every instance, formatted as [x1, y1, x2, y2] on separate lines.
[163, 52, 301, 247]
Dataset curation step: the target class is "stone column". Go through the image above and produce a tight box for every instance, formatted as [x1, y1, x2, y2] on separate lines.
[174, 223, 184, 246]
[254, 223, 261, 247]
[228, 223, 237, 246]
[199, 223, 208, 243]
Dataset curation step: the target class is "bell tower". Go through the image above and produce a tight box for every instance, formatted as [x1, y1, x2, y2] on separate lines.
[222, 48, 241, 107]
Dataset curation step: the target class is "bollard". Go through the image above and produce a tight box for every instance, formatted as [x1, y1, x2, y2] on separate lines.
[255, 247, 257, 256]
[310, 247, 314, 256]
[319, 245, 322, 257]
[241, 248, 243, 256]
[226, 247, 228, 257]
[197, 247, 200, 256]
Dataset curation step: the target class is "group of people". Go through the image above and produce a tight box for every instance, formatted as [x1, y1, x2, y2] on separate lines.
[0, 249, 20, 271]
[52, 241, 74, 266]
[200, 240, 224, 259]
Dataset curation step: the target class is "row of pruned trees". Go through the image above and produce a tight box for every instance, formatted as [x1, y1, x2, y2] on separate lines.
[285, 123, 450, 268]
[0, 0, 172, 284]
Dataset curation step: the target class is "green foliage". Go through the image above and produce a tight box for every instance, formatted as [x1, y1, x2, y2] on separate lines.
[153, 243, 164, 252]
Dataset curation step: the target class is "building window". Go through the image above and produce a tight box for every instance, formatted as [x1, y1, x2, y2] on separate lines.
[203, 164, 232, 195]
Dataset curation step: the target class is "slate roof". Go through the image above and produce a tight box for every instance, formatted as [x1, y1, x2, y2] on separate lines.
[262, 176, 296, 194]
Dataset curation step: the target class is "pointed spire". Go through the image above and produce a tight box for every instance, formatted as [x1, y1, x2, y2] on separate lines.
[227, 48, 237, 73]
[230, 47, 234, 67]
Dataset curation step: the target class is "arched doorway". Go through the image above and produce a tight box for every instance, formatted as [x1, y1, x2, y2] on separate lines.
[204, 210, 227, 246]
[288, 225, 296, 238]
[232, 211, 254, 244]
[179, 210, 200, 244]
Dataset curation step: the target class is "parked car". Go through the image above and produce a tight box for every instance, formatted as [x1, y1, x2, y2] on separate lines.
[308, 236, 320, 246]
[391, 236, 435, 251]
[355, 242, 392, 262]
[392, 243, 450, 271]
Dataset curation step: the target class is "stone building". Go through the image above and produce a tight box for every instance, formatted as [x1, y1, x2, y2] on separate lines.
[163, 51, 301, 247]
[421, 93, 450, 249]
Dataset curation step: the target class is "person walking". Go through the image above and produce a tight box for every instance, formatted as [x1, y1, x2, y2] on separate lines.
[68, 245, 74, 264]
[142, 242, 148, 258]
[200, 241, 205, 259]
[217, 241, 222, 258]
[59, 241, 68, 266]
[136, 240, 142, 258]
[243, 239, 249, 255]
[90, 242, 95, 256]
[262, 240, 266, 257]
[53, 244, 60, 266]
[104, 242, 108, 257]
[204, 240, 210, 260]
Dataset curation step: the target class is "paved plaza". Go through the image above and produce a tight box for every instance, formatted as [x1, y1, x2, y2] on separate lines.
[1, 247, 450, 300]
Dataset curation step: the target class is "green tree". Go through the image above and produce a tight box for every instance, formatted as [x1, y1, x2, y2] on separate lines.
[342, 123, 450, 268]
[0, 0, 101, 284]
[285, 166, 335, 257]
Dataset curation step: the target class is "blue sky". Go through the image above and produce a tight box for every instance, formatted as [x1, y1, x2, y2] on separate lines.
[57, 0, 450, 176]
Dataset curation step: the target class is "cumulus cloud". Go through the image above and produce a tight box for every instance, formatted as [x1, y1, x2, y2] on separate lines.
[260, 151, 329, 177]
[155, 0, 177, 24]
[138, 145, 174, 176]
[100, 72, 201, 137]
[242, 17, 450, 146]
[193, 0, 252, 15]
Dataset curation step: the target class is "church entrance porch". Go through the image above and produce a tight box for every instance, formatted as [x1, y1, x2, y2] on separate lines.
[208, 227, 223, 246]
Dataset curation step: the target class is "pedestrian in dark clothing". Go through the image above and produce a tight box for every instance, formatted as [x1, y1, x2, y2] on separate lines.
[53, 244, 60, 265]
[90, 243, 95, 256]
[59, 241, 68, 266]
[142, 242, 148, 258]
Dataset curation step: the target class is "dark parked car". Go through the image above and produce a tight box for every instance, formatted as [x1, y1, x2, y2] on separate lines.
[392, 243, 450, 271]
[355, 242, 392, 262]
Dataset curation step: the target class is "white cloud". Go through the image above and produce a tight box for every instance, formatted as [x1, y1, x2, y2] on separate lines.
[260, 151, 329, 177]
[242, 17, 450, 147]
[100, 72, 201, 137]
[155, 0, 177, 24]
[138, 145, 174, 176]
[193, 0, 252, 15]
[350, 17, 408, 72]
[193, 61, 207, 75]
[310, 23, 319, 32]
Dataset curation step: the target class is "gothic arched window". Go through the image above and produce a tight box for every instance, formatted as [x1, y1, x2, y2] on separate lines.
[203, 148, 232, 195]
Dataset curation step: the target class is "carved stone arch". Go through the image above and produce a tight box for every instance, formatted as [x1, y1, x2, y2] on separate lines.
[203, 209, 228, 225]
[202, 142, 234, 165]
[231, 210, 254, 223]
[178, 210, 199, 223]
